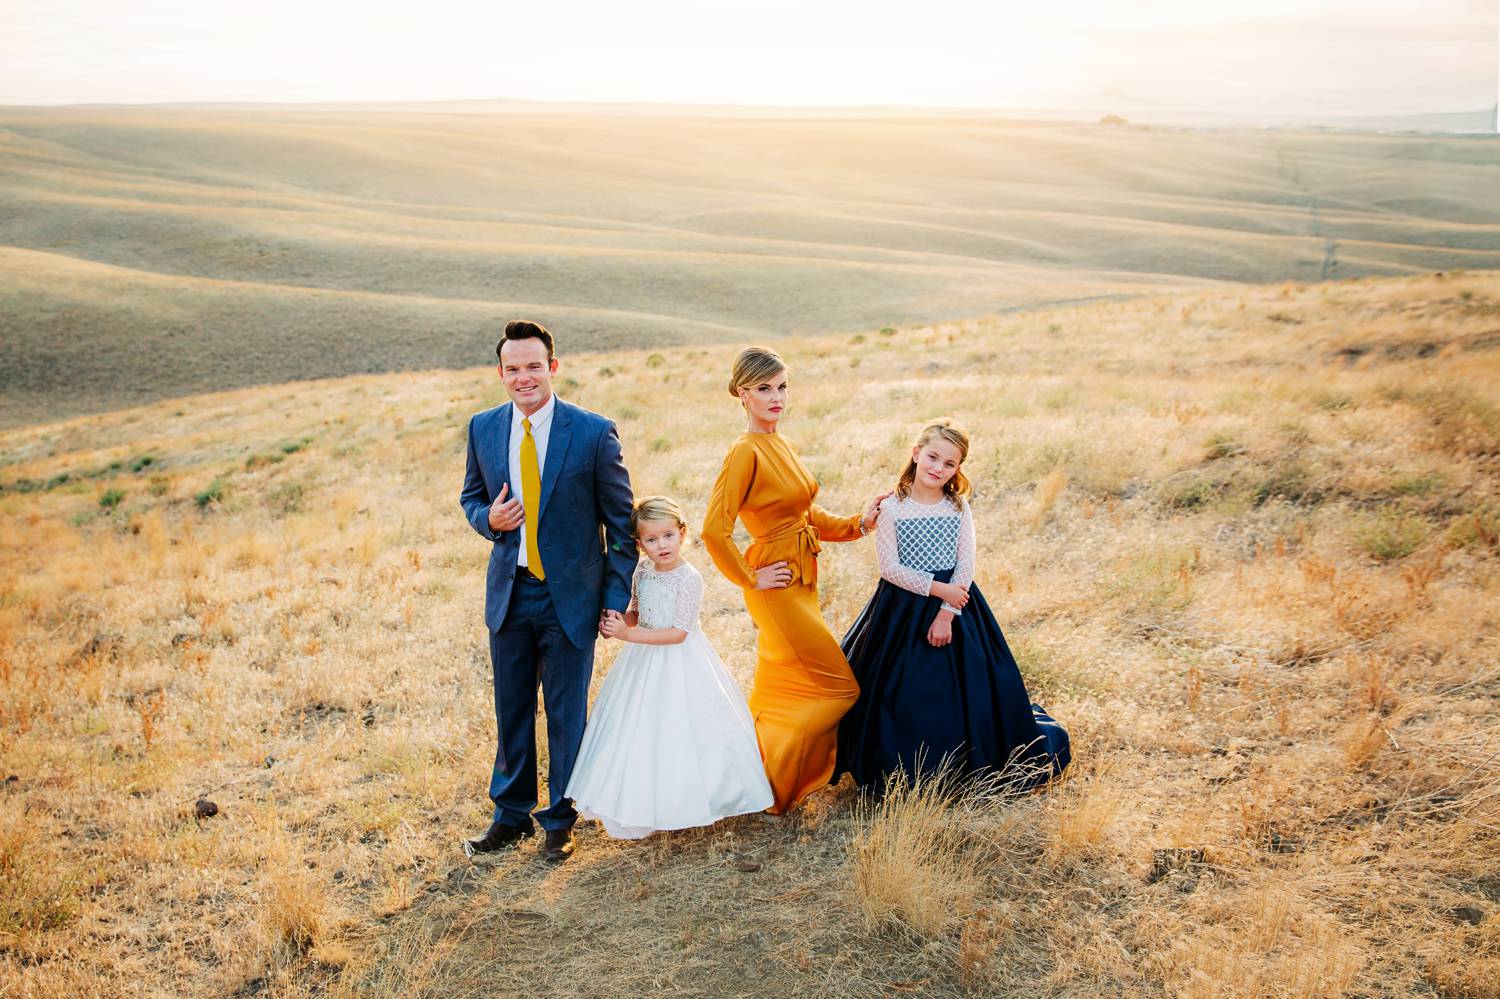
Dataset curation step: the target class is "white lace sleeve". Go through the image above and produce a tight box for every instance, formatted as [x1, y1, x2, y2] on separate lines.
[944, 499, 976, 615]
[875, 497, 934, 597]
[671, 567, 703, 632]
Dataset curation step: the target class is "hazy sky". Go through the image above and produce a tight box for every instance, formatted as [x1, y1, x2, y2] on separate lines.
[3, 0, 1495, 115]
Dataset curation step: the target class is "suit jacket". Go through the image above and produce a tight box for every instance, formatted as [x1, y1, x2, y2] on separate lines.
[460, 397, 636, 648]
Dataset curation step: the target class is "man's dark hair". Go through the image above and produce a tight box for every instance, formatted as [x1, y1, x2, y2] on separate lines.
[497, 320, 556, 363]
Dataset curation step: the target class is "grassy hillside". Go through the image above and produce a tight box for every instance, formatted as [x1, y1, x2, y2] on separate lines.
[1, 271, 1496, 996]
[3, 107, 1500, 427]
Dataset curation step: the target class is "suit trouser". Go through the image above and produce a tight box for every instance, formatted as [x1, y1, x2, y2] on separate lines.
[488, 574, 594, 832]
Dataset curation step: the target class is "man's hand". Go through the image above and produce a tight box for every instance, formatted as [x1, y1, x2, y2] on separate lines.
[488, 483, 524, 533]
[599, 608, 622, 637]
[927, 611, 954, 648]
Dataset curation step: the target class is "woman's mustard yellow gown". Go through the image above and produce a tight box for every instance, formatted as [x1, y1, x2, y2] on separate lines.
[702, 431, 863, 814]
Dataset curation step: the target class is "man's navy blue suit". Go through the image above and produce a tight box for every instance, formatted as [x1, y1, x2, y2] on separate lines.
[460, 397, 635, 832]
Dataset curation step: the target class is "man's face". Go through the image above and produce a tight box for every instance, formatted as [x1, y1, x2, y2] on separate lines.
[498, 337, 558, 412]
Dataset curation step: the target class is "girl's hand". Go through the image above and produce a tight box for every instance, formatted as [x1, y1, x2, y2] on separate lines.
[862, 490, 894, 533]
[931, 581, 969, 610]
[600, 615, 630, 640]
[927, 612, 954, 648]
[755, 561, 792, 590]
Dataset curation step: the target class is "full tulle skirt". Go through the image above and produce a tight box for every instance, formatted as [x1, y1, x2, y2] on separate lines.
[566, 631, 773, 838]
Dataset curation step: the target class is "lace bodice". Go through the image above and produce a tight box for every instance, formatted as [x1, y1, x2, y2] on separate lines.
[627, 560, 704, 632]
[874, 493, 975, 614]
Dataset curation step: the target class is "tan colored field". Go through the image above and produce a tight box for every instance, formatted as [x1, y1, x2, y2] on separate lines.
[1, 271, 1497, 996]
[3, 107, 1500, 427]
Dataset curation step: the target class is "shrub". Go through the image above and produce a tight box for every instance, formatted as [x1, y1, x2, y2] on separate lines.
[1391, 472, 1445, 496]
[0, 818, 79, 936]
[195, 479, 226, 508]
[1354, 511, 1429, 561]
[1161, 471, 1229, 509]
[1249, 459, 1316, 506]
[1445, 508, 1499, 552]
[1203, 433, 1246, 461]
[98, 489, 124, 509]
[271, 482, 306, 516]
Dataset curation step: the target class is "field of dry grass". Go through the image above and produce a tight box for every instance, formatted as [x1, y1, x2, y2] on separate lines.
[2, 270, 1498, 997]
[3, 106, 1500, 427]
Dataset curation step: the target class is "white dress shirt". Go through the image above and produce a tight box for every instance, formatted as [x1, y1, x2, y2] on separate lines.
[507, 392, 557, 568]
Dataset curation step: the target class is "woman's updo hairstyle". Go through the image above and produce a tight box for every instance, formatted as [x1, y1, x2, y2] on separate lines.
[728, 346, 788, 402]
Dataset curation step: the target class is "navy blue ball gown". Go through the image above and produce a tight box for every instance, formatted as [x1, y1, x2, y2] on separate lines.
[835, 494, 1070, 792]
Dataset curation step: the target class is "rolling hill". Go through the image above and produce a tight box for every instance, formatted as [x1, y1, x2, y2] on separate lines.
[2, 106, 1499, 428]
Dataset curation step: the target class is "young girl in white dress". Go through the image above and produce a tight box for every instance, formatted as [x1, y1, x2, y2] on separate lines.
[566, 496, 774, 838]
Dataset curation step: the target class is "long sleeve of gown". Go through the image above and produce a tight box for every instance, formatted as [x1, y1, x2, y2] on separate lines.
[808, 500, 864, 542]
[806, 478, 863, 542]
[875, 498, 935, 597]
[943, 500, 976, 615]
[702, 441, 759, 589]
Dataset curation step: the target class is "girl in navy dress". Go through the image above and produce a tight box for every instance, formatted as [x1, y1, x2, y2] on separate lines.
[836, 419, 1070, 792]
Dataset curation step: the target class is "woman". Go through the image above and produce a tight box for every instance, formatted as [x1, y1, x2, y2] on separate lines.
[702, 346, 885, 814]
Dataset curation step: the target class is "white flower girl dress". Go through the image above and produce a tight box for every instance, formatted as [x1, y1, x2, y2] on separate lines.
[566, 560, 773, 838]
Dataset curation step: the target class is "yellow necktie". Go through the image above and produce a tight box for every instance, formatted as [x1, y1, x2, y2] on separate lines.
[521, 416, 544, 580]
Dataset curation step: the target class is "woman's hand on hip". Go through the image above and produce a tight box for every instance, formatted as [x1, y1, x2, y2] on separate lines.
[755, 561, 792, 590]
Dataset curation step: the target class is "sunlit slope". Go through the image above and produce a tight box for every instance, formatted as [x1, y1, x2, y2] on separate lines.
[2, 107, 1498, 427]
[0, 271, 1496, 997]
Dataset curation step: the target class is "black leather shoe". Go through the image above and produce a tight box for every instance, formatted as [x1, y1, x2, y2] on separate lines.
[541, 828, 575, 863]
[463, 820, 534, 857]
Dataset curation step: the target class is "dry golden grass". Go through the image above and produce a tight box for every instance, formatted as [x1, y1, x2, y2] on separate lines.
[5, 107, 1500, 427]
[1, 270, 1498, 996]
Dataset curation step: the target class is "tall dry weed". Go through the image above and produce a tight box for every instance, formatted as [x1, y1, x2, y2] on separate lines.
[849, 761, 984, 939]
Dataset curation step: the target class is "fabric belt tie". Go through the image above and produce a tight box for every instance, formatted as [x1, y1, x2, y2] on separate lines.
[753, 521, 822, 586]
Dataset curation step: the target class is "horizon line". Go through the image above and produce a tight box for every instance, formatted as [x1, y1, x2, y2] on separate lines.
[1, 94, 1494, 122]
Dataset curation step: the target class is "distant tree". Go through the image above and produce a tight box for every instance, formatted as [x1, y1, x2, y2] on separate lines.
[1099, 115, 1129, 126]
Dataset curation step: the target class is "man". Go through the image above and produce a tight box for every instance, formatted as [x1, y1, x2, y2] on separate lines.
[459, 320, 636, 862]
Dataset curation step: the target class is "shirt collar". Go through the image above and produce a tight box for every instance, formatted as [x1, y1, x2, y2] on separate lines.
[516, 392, 557, 430]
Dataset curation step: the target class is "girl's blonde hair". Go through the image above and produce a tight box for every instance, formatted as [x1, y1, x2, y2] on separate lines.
[630, 495, 687, 538]
[728, 346, 788, 400]
[896, 418, 973, 502]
